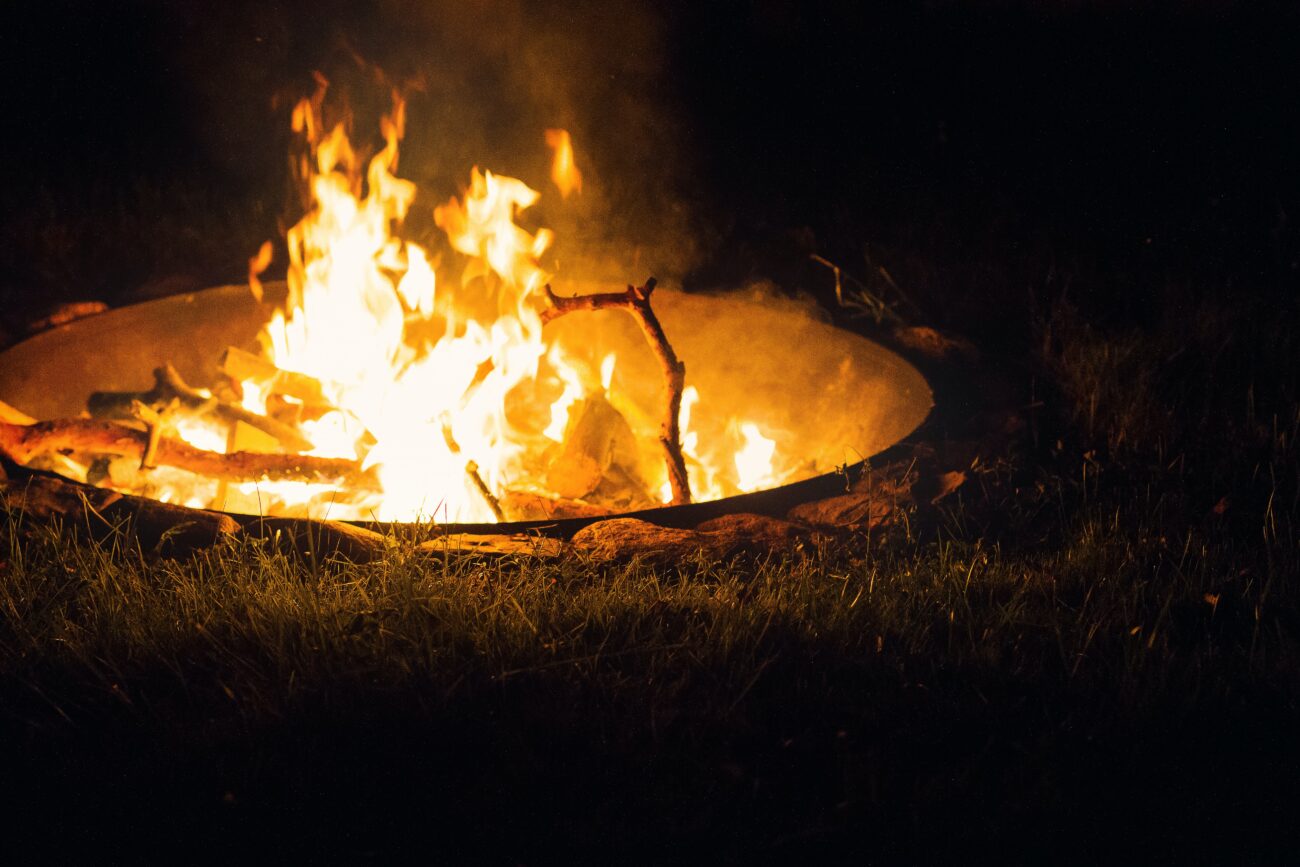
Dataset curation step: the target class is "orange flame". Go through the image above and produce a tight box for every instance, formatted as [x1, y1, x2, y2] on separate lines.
[145, 86, 794, 522]
[545, 129, 583, 199]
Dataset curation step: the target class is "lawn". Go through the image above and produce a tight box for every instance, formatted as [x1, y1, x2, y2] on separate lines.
[1, 181, 1297, 862]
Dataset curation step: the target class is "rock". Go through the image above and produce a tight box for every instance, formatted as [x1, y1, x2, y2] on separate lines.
[570, 518, 715, 564]
[787, 489, 897, 531]
[697, 512, 816, 555]
[913, 470, 967, 504]
[571, 512, 817, 563]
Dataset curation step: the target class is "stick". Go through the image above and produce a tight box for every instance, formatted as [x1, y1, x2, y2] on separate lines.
[155, 363, 316, 453]
[0, 419, 378, 490]
[542, 278, 692, 506]
[88, 364, 318, 453]
[129, 399, 175, 469]
[439, 416, 506, 521]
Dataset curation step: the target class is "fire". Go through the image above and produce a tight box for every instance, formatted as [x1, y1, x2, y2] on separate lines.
[544, 129, 583, 199]
[148, 84, 791, 522]
[734, 422, 778, 491]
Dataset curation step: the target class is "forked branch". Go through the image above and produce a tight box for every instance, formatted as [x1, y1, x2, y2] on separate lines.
[542, 278, 691, 506]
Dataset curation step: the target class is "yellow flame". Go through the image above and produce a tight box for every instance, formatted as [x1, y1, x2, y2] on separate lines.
[545, 129, 583, 199]
[734, 422, 777, 492]
[135, 87, 797, 522]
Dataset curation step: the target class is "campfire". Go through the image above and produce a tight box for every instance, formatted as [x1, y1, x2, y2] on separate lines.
[0, 85, 932, 528]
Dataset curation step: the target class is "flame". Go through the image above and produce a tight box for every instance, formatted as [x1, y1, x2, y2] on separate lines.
[734, 422, 778, 491]
[128, 85, 796, 523]
[545, 129, 583, 199]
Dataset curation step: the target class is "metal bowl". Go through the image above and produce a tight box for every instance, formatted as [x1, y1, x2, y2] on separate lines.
[0, 282, 932, 534]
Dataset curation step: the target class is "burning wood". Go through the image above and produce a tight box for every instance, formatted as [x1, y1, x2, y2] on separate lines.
[0, 82, 802, 524]
[218, 346, 331, 409]
[543, 279, 692, 506]
[0, 417, 377, 490]
[89, 363, 315, 453]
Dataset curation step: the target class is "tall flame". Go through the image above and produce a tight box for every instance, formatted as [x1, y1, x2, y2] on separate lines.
[135, 86, 792, 523]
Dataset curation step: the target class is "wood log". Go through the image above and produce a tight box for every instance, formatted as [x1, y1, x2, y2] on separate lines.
[0, 418, 378, 490]
[1, 470, 240, 556]
[0, 398, 36, 426]
[155, 363, 316, 452]
[24, 301, 109, 334]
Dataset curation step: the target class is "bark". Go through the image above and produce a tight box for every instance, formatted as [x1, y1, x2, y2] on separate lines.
[0, 418, 377, 490]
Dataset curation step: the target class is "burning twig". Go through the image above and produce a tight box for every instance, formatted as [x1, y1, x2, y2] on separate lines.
[0, 419, 378, 490]
[88, 363, 318, 453]
[129, 398, 177, 469]
[439, 416, 507, 522]
[155, 363, 316, 453]
[542, 278, 692, 506]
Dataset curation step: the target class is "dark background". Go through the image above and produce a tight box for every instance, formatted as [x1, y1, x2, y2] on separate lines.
[2, 0, 1297, 340]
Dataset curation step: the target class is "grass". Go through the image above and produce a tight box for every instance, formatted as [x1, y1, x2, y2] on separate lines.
[1, 183, 1298, 862]
[3, 408, 1297, 860]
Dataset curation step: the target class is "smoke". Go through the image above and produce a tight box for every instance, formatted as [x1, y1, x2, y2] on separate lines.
[152, 0, 704, 285]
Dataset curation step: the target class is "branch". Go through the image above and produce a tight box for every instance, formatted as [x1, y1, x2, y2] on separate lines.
[0, 419, 378, 490]
[440, 415, 506, 522]
[155, 363, 316, 453]
[542, 278, 692, 506]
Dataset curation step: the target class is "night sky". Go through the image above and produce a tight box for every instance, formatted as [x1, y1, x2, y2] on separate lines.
[2, 0, 1297, 323]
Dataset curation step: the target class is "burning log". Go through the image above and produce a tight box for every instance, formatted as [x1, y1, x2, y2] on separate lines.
[156, 363, 316, 452]
[0, 398, 36, 426]
[88, 363, 317, 453]
[542, 278, 692, 506]
[0, 418, 378, 490]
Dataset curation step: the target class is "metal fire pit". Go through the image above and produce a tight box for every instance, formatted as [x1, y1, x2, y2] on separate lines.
[0, 282, 932, 535]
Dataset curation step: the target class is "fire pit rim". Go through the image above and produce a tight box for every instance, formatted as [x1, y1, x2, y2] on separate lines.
[0, 283, 934, 537]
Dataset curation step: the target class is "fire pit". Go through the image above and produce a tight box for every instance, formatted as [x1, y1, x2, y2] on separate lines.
[0, 281, 931, 535]
[0, 85, 931, 537]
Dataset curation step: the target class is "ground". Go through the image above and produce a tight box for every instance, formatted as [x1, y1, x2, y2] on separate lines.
[2, 2, 1299, 862]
